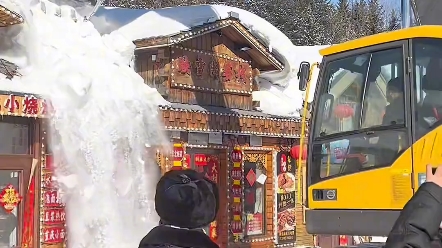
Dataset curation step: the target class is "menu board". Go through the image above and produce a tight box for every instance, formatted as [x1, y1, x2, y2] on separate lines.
[41, 155, 66, 247]
[276, 152, 296, 244]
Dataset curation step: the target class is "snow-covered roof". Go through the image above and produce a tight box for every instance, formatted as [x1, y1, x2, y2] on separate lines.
[131, 17, 283, 71]
[0, 1, 24, 26]
[91, 5, 329, 117]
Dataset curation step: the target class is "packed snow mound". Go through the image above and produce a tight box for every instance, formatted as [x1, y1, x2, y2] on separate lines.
[91, 5, 328, 117]
[253, 46, 327, 116]
[0, 0, 167, 247]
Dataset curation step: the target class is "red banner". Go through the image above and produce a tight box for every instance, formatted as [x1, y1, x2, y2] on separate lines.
[42, 190, 61, 207]
[21, 175, 35, 248]
[194, 154, 208, 166]
[42, 226, 66, 244]
[45, 154, 54, 171]
[42, 208, 66, 225]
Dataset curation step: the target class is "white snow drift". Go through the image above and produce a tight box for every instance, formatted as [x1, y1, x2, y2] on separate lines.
[0, 0, 167, 247]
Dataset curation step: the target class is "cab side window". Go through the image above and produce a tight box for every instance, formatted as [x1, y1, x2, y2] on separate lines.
[361, 48, 405, 129]
[413, 39, 442, 140]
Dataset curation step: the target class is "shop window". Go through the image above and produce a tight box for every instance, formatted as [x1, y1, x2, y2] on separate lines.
[0, 118, 30, 154]
[244, 161, 265, 236]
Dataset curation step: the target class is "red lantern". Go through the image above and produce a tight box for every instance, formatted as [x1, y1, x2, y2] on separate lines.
[290, 145, 307, 161]
[339, 235, 348, 246]
[334, 104, 354, 119]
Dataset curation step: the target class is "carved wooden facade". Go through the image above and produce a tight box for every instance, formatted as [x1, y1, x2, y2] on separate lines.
[136, 15, 313, 248]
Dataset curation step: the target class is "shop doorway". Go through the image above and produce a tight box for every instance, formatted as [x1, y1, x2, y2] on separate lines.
[0, 155, 33, 248]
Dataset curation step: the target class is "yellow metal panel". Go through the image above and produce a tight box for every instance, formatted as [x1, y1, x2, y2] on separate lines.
[320, 25, 442, 56]
[412, 127, 442, 188]
[308, 125, 442, 210]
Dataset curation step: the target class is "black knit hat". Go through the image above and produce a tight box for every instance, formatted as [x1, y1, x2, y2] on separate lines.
[155, 169, 219, 229]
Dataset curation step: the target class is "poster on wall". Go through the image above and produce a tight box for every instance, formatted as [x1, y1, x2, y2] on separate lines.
[276, 152, 296, 244]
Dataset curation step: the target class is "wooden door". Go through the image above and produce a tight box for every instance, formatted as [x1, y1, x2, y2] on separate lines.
[0, 155, 33, 248]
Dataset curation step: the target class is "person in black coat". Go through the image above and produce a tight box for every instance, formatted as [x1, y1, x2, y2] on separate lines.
[386, 165, 442, 248]
[383, 77, 405, 126]
[139, 169, 219, 248]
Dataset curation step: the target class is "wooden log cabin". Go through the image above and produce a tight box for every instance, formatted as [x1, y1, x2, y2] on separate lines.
[134, 12, 314, 248]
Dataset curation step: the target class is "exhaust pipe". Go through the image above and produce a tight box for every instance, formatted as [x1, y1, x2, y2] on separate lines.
[401, 0, 411, 28]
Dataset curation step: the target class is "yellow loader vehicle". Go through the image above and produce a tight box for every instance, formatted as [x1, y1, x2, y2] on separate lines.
[297, 0, 442, 239]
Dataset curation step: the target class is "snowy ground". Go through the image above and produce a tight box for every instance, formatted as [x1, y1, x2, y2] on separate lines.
[91, 5, 328, 117]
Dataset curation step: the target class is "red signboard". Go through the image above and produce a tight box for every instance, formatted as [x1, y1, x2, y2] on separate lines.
[194, 154, 208, 166]
[43, 190, 62, 207]
[280, 153, 287, 173]
[231, 220, 243, 234]
[231, 168, 242, 180]
[230, 150, 243, 163]
[45, 154, 54, 171]
[43, 208, 66, 225]
[173, 146, 184, 162]
[42, 174, 55, 188]
[231, 185, 242, 198]
[42, 226, 66, 244]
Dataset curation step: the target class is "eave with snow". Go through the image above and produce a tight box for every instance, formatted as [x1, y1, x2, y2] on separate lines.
[133, 16, 283, 72]
[0, 4, 23, 27]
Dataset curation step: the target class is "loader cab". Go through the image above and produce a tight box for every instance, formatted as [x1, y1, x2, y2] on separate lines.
[298, 33, 442, 236]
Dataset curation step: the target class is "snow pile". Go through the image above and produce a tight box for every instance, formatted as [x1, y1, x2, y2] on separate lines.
[0, 0, 168, 247]
[91, 5, 327, 116]
[253, 45, 327, 116]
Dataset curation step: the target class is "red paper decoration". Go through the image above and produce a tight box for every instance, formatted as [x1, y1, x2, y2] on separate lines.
[222, 62, 235, 82]
[0, 184, 22, 213]
[194, 57, 206, 77]
[290, 145, 307, 160]
[334, 104, 354, 119]
[177, 56, 191, 75]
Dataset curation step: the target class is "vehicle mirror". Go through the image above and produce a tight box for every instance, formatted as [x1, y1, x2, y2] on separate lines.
[321, 93, 334, 121]
[298, 61, 310, 91]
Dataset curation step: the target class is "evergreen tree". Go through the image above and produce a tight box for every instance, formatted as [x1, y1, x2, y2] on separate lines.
[331, 0, 352, 43]
[387, 8, 400, 31]
[366, 0, 385, 35]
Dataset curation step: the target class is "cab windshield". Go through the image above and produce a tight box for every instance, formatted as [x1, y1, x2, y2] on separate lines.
[310, 47, 408, 183]
[314, 48, 404, 138]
